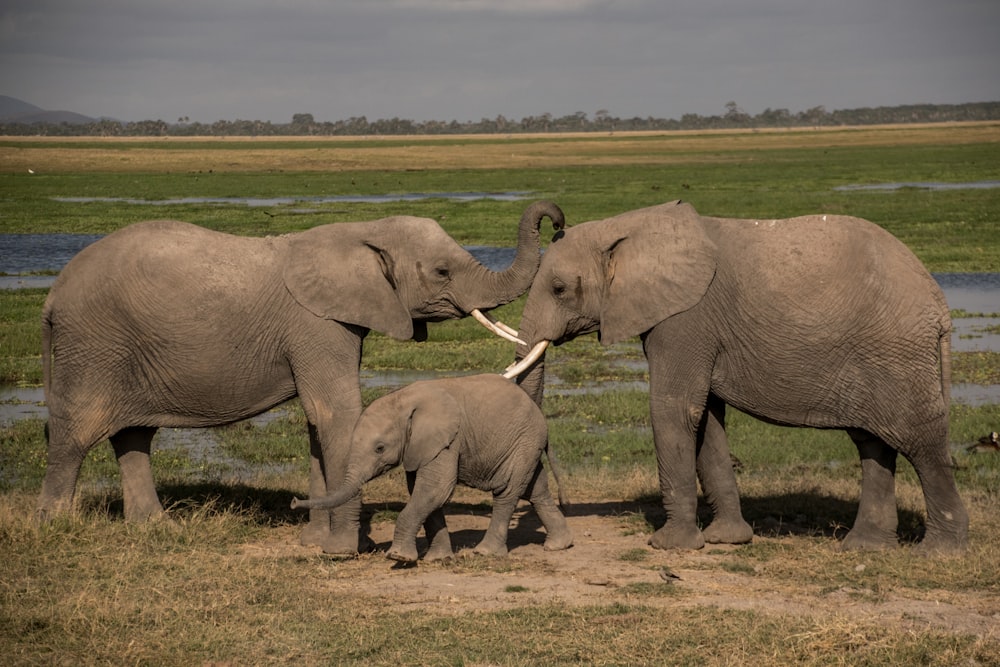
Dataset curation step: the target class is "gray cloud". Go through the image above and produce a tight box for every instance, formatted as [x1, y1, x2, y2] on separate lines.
[1, 0, 997, 124]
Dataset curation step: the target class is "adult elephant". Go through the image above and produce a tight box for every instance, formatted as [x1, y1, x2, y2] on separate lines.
[38, 201, 564, 555]
[504, 200, 967, 554]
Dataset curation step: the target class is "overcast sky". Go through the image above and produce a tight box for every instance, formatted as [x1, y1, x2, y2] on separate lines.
[2, 0, 998, 124]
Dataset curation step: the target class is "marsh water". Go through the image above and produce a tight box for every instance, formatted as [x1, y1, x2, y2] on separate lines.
[2, 230, 998, 469]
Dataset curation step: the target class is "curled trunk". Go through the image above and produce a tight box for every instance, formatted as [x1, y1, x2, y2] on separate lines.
[461, 201, 564, 311]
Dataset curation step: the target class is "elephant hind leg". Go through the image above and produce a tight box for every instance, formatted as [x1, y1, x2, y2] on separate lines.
[475, 494, 516, 557]
[524, 462, 573, 551]
[36, 417, 106, 520]
[421, 508, 454, 561]
[110, 426, 164, 522]
[842, 429, 900, 550]
[697, 396, 753, 545]
[894, 427, 969, 554]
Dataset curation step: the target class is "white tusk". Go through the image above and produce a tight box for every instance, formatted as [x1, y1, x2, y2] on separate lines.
[492, 319, 520, 338]
[472, 308, 526, 345]
[502, 340, 550, 379]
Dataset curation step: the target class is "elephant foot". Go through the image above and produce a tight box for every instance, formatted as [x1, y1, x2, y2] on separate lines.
[387, 542, 420, 564]
[648, 523, 705, 551]
[123, 503, 166, 523]
[299, 520, 331, 548]
[321, 533, 374, 557]
[424, 537, 455, 562]
[840, 527, 897, 552]
[423, 547, 455, 562]
[473, 538, 508, 558]
[305, 524, 373, 557]
[912, 534, 967, 557]
[543, 527, 574, 551]
[702, 517, 753, 545]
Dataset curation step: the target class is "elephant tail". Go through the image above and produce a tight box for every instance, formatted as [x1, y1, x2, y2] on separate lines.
[41, 292, 54, 402]
[939, 319, 952, 409]
[544, 440, 570, 509]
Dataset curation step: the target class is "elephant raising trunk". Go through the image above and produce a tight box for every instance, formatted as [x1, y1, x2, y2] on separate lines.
[36, 200, 565, 558]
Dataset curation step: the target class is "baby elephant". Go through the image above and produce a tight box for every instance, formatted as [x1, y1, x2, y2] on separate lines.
[291, 374, 573, 563]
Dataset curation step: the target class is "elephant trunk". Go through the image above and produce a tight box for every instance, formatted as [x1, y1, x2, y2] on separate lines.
[508, 319, 549, 407]
[291, 477, 364, 511]
[464, 201, 564, 310]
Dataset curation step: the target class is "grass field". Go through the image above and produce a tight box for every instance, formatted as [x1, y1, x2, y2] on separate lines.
[2, 124, 1000, 665]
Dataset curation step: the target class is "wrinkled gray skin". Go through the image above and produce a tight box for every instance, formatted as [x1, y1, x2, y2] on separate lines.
[291, 374, 573, 563]
[512, 200, 967, 554]
[38, 201, 565, 555]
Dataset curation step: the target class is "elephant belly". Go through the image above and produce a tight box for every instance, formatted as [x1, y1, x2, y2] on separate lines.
[710, 336, 943, 432]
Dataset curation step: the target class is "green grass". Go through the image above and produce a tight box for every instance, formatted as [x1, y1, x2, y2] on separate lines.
[2, 129, 999, 269]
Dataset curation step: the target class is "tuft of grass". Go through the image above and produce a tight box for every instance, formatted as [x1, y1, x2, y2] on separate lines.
[953, 351, 1000, 384]
[618, 582, 684, 597]
[618, 547, 651, 562]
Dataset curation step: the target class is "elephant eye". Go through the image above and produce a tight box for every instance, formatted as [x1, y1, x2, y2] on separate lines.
[435, 266, 450, 280]
[375, 443, 386, 455]
[552, 280, 567, 297]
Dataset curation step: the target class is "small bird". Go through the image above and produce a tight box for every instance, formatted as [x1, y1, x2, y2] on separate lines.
[966, 431, 999, 454]
[659, 567, 682, 583]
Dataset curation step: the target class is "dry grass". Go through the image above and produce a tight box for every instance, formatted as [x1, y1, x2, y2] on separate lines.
[2, 122, 997, 173]
[3, 460, 999, 666]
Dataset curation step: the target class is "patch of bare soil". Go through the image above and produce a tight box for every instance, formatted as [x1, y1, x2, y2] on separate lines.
[241, 502, 999, 639]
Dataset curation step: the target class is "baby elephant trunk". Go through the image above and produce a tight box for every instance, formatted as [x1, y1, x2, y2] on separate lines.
[290, 484, 359, 511]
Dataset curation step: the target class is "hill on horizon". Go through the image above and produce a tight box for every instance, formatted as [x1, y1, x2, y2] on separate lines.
[0, 95, 97, 124]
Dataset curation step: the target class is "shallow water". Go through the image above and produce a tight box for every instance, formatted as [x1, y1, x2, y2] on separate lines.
[0, 236, 519, 282]
[2, 242, 998, 425]
[834, 180, 1000, 191]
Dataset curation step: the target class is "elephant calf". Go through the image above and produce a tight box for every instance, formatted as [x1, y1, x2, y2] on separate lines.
[291, 374, 573, 563]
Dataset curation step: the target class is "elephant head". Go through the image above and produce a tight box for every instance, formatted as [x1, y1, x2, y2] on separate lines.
[283, 201, 564, 341]
[504, 200, 717, 400]
[291, 384, 460, 511]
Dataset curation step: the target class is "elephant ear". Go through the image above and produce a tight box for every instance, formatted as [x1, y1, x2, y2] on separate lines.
[599, 202, 718, 346]
[402, 387, 461, 472]
[282, 226, 414, 340]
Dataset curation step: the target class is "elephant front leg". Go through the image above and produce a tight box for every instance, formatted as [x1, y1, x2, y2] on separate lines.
[408, 472, 453, 562]
[696, 396, 753, 545]
[648, 396, 705, 551]
[110, 427, 165, 522]
[303, 410, 369, 556]
[389, 453, 458, 563]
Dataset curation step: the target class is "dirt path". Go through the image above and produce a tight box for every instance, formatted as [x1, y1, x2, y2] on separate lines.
[241, 504, 999, 639]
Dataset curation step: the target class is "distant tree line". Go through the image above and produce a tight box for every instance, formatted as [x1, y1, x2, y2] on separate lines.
[3, 101, 998, 137]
